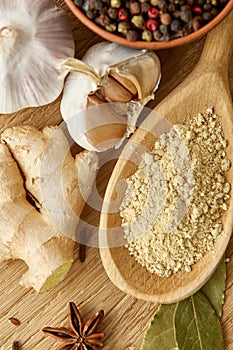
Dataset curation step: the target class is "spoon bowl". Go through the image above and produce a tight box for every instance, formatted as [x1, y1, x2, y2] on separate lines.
[99, 9, 233, 303]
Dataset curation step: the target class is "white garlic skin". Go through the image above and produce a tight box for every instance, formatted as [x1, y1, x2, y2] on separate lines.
[60, 42, 161, 152]
[0, 0, 75, 114]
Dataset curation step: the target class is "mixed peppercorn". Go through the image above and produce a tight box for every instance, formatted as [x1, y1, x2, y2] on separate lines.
[73, 0, 229, 42]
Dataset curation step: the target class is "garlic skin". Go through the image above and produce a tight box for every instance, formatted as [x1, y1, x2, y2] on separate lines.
[82, 42, 148, 77]
[60, 43, 161, 152]
[0, 0, 75, 114]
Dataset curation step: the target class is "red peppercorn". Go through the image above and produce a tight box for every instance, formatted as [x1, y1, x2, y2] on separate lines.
[147, 7, 159, 18]
[146, 19, 158, 31]
[118, 8, 128, 20]
[192, 6, 203, 15]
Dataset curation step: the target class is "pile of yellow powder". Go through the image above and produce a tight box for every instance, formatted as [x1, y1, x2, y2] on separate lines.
[120, 108, 231, 277]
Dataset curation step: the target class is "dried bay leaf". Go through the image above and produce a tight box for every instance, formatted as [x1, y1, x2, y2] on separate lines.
[174, 291, 223, 350]
[201, 258, 226, 318]
[141, 260, 226, 350]
[141, 304, 178, 350]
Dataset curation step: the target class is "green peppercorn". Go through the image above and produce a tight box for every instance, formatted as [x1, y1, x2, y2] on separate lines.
[105, 23, 117, 31]
[131, 15, 145, 28]
[110, 0, 121, 8]
[118, 21, 131, 34]
[142, 29, 152, 41]
[150, 0, 159, 5]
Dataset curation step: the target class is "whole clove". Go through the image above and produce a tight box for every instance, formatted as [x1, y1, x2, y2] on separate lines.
[12, 341, 19, 350]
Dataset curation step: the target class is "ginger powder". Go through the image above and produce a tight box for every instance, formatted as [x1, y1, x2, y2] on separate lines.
[120, 108, 231, 277]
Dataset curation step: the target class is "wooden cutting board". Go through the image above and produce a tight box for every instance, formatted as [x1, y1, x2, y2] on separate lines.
[0, 1, 232, 349]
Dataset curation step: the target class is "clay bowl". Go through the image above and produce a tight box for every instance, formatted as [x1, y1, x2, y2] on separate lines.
[65, 0, 233, 50]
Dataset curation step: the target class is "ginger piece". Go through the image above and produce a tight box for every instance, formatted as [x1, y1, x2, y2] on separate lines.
[0, 126, 98, 292]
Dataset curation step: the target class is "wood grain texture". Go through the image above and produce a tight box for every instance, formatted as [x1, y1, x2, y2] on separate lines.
[0, 1, 232, 350]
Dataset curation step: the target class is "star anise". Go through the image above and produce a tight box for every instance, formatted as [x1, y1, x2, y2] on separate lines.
[42, 302, 105, 350]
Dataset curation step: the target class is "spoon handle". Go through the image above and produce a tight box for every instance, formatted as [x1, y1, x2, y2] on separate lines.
[200, 8, 233, 71]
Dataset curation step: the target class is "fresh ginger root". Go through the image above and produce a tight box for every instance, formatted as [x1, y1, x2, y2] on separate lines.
[0, 126, 98, 293]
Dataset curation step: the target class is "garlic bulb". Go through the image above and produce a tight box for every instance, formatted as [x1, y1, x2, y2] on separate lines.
[0, 0, 75, 114]
[60, 42, 161, 152]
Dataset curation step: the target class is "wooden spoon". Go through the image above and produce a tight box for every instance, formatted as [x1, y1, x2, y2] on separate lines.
[99, 9, 233, 303]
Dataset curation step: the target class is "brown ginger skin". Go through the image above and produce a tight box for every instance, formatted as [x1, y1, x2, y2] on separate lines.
[0, 126, 98, 292]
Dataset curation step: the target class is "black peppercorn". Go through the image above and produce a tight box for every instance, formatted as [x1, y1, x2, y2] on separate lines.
[168, 2, 176, 12]
[86, 9, 97, 18]
[93, 0, 104, 9]
[203, 3, 211, 10]
[130, 0, 141, 14]
[153, 29, 163, 40]
[173, 10, 181, 18]
[202, 11, 212, 21]
[141, 2, 150, 12]
[159, 24, 168, 34]
[180, 6, 192, 22]
[192, 16, 202, 31]
[171, 18, 182, 31]
[157, 0, 167, 11]
[82, 0, 91, 11]
[107, 7, 118, 18]
[96, 12, 111, 26]
[196, 0, 205, 4]
[182, 22, 192, 35]
[126, 29, 140, 40]
[210, 8, 218, 16]
[74, 0, 84, 6]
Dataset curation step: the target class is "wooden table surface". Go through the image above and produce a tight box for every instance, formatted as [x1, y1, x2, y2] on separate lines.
[0, 1, 232, 349]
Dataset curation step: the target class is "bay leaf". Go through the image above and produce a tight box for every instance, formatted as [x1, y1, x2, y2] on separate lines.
[174, 291, 223, 350]
[141, 304, 178, 350]
[201, 258, 226, 318]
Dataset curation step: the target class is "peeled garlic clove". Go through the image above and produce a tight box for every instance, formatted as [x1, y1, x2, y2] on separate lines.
[100, 76, 134, 103]
[108, 71, 138, 97]
[0, 0, 74, 114]
[61, 70, 128, 152]
[106, 51, 161, 101]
